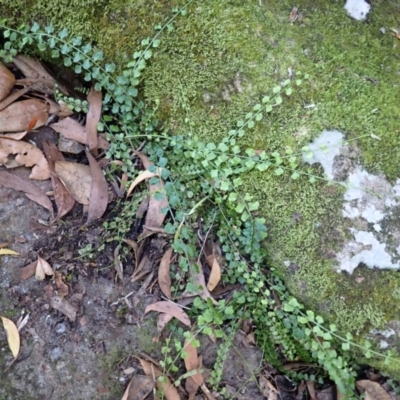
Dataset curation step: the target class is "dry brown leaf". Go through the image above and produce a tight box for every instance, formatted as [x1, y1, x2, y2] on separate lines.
[126, 169, 161, 198]
[131, 251, 153, 282]
[86, 86, 102, 155]
[356, 380, 392, 400]
[42, 141, 75, 220]
[0, 248, 19, 256]
[158, 248, 173, 299]
[0, 136, 50, 180]
[121, 374, 154, 400]
[201, 383, 217, 400]
[50, 295, 77, 322]
[206, 254, 221, 292]
[123, 239, 139, 271]
[0, 87, 31, 112]
[49, 117, 109, 150]
[184, 339, 203, 386]
[133, 149, 152, 169]
[35, 255, 54, 281]
[0, 99, 48, 132]
[0, 171, 54, 214]
[139, 359, 180, 400]
[0, 131, 28, 140]
[13, 55, 56, 85]
[141, 180, 168, 240]
[54, 161, 92, 205]
[16, 313, 30, 332]
[191, 261, 217, 305]
[19, 260, 38, 280]
[157, 297, 195, 333]
[0, 61, 15, 102]
[145, 301, 191, 327]
[259, 375, 278, 400]
[306, 380, 317, 400]
[57, 100, 74, 118]
[128, 150, 168, 239]
[54, 271, 69, 297]
[0, 316, 20, 358]
[85, 149, 108, 223]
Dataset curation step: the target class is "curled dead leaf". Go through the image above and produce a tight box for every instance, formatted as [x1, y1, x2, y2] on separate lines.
[49, 117, 109, 150]
[0, 99, 48, 133]
[145, 301, 191, 327]
[42, 141, 75, 221]
[54, 161, 92, 205]
[0, 61, 15, 102]
[0, 136, 50, 180]
[19, 260, 38, 280]
[0, 171, 54, 214]
[86, 86, 102, 155]
[0, 248, 19, 256]
[0, 316, 20, 358]
[158, 248, 173, 299]
[126, 169, 162, 198]
[184, 339, 203, 386]
[138, 359, 180, 400]
[121, 374, 154, 400]
[54, 271, 69, 297]
[13, 54, 57, 84]
[191, 261, 217, 305]
[206, 254, 221, 292]
[356, 380, 392, 400]
[85, 149, 109, 223]
[35, 256, 54, 281]
[50, 295, 77, 322]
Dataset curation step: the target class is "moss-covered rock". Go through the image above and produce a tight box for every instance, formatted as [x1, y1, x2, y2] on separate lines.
[2, 0, 400, 374]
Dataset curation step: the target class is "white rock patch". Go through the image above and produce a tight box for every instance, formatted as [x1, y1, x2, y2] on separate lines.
[303, 130, 400, 274]
[344, 0, 371, 21]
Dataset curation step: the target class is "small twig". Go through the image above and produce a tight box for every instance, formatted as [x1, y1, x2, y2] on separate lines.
[159, 295, 192, 310]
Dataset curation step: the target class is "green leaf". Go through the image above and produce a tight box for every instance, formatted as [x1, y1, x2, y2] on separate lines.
[93, 51, 103, 61]
[220, 181, 230, 191]
[291, 171, 300, 180]
[274, 167, 284, 176]
[286, 87, 292, 96]
[218, 143, 229, 152]
[63, 57, 72, 67]
[306, 310, 315, 321]
[58, 27, 69, 39]
[283, 303, 294, 312]
[265, 104, 273, 113]
[342, 342, 350, 351]
[296, 79, 302, 86]
[275, 96, 282, 105]
[262, 96, 270, 103]
[272, 85, 281, 94]
[105, 63, 116, 73]
[228, 192, 237, 202]
[298, 316, 308, 324]
[248, 201, 259, 211]
[235, 203, 245, 213]
[30, 22, 40, 33]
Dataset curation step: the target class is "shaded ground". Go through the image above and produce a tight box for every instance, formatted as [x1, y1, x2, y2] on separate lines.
[0, 166, 265, 399]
